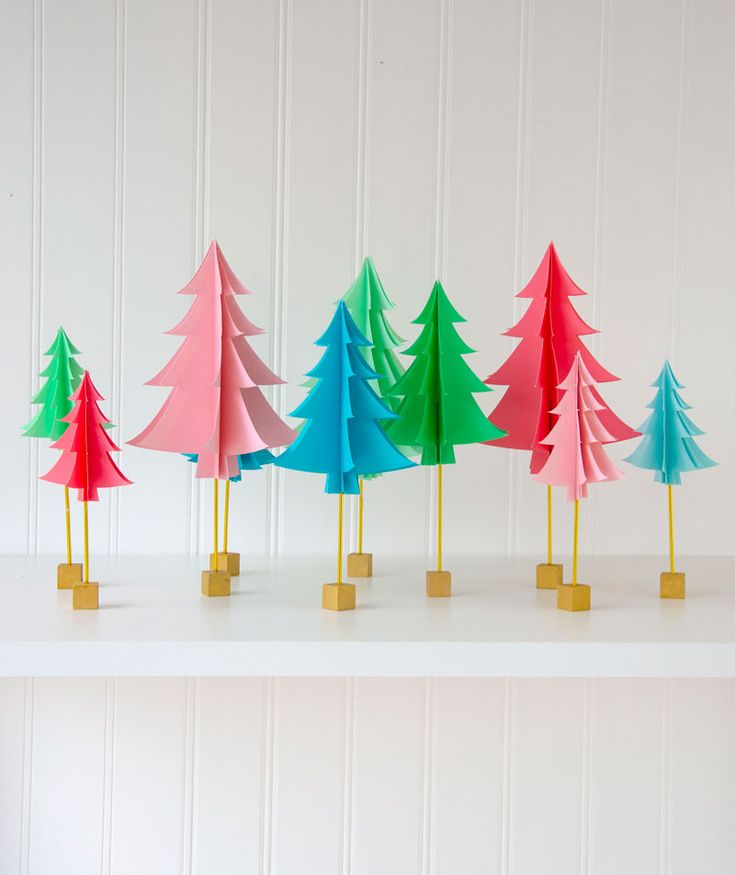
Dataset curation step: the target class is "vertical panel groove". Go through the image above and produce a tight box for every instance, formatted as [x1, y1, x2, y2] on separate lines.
[266, 0, 292, 558]
[339, 678, 356, 875]
[580, 679, 594, 875]
[19, 678, 34, 875]
[182, 678, 199, 875]
[259, 678, 277, 875]
[659, 679, 673, 875]
[499, 678, 515, 875]
[101, 678, 116, 875]
[109, 0, 127, 556]
[507, 0, 532, 558]
[419, 677, 437, 875]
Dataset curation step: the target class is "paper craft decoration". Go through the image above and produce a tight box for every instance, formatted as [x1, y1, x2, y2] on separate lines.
[276, 301, 415, 611]
[342, 256, 408, 577]
[129, 241, 295, 595]
[485, 242, 637, 589]
[22, 327, 84, 589]
[41, 371, 131, 610]
[625, 361, 716, 598]
[387, 280, 506, 596]
[533, 353, 623, 611]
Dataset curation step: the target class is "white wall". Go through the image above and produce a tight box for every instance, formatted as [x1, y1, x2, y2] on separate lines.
[0, 677, 733, 874]
[1, 0, 733, 561]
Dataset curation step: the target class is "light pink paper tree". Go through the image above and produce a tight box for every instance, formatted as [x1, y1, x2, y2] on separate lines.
[534, 353, 623, 597]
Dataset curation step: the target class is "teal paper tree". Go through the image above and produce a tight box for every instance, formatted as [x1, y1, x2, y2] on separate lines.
[625, 361, 716, 484]
[23, 327, 83, 440]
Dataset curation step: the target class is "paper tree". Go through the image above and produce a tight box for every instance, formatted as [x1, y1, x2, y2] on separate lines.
[129, 241, 295, 593]
[41, 372, 131, 609]
[485, 242, 637, 586]
[624, 361, 716, 598]
[23, 327, 85, 587]
[534, 353, 623, 611]
[276, 301, 414, 610]
[342, 256, 409, 575]
[387, 280, 506, 595]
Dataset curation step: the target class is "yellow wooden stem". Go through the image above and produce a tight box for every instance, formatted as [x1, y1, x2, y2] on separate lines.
[668, 484, 675, 574]
[437, 464, 443, 572]
[337, 493, 344, 586]
[572, 499, 579, 586]
[82, 500, 89, 584]
[64, 486, 72, 565]
[547, 485, 553, 565]
[223, 479, 230, 554]
[358, 479, 364, 554]
[213, 480, 219, 572]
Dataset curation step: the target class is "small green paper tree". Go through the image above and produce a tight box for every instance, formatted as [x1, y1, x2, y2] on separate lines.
[23, 327, 84, 440]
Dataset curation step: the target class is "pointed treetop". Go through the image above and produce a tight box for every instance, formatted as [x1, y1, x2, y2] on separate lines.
[45, 326, 81, 357]
[342, 256, 399, 333]
[414, 280, 467, 324]
[315, 301, 371, 349]
[178, 239, 252, 298]
[517, 241, 587, 299]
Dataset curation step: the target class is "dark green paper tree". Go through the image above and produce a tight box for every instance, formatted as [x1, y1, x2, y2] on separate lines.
[387, 281, 506, 587]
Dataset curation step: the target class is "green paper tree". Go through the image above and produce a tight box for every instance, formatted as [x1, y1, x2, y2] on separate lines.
[387, 281, 506, 465]
[23, 327, 84, 440]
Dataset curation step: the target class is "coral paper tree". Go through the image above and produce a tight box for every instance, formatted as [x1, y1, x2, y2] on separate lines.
[42, 372, 131, 501]
[184, 449, 275, 483]
[129, 241, 295, 478]
[276, 302, 414, 493]
[485, 242, 637, 473]
[387, 281, 506, 464]
[23, 327, 84, 440]
[534, 353, 623, 501]
[624, 361, 716, 484]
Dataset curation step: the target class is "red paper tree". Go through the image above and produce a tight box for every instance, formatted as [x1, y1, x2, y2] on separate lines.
[129, 241, 295, 478]
[42, 372, 131, 501]
[485, 242, 637, 473]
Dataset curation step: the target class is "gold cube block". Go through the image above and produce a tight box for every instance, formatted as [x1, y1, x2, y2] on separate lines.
[660, 571, 686, 599]
[347, 552, 373, 578]
[201, 569, 231, 597]
[210, 552, 240, 576]
[536, 563, 563, 590]
[426, 570, 452, 598]
[72, 582, 99, 610]
[557, 583, 591, 612]
[57, 562, 83, 590]
[322, 582, 356, 611]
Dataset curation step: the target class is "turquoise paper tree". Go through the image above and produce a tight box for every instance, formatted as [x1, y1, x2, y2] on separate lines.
[276, 302, 414, 610]
[625, 361, 716, 592]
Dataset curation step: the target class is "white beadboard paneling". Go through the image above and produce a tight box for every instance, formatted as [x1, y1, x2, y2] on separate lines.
[511, 678, 585, 874]
[28, 679, 106, 875]
[431, 678, 505, 875]
[110, 678, 188, 875]
[193, 678, 265, 874]
[272, 678, 346, 874]
[351, 678, 425, 875]
[0, 679, 26, 873]
[116, 0, 198, 556]
[589, 678, 664, 875]
[668, 679, 735, 873]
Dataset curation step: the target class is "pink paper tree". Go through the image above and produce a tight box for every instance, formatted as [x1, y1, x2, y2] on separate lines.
[534, 353, 623, 500]
[129, 241, 295, 479]
[485, 242, 637, 474]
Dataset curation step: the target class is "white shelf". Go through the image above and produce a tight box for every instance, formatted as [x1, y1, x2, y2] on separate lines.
[0, 555, 733, 677]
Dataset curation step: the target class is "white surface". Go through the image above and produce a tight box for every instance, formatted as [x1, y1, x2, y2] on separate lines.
[0, 0, 732, 561]
[1, 676, 734, 874]
[1, 555, 734, 677]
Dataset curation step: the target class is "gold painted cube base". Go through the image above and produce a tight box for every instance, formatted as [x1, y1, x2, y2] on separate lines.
[660, 571, 686, 599]
[557, 583, 591, 612]
[201, 569, 231, 597]
[347, 552, 373, 578]
[426, 570, 452, 598]
[322, 582, 356, 611]
[57, 562, 83, 590]
[210, 552, 240, 576]
[72, 582, 99, 611]
[536, 563, 563, 590]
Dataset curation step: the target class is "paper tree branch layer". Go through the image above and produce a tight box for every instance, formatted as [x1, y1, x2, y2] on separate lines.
[534, 353, 623, 501]
[23, 328, 84, 440]
[387, 281, 506, 465]
[486, 242, 638, 473]
[41, 372, 132, 501]
[129, 241, 295, 479]
[276, 302, 415, 494]
[625, 361, 717, 484]
[184, 449, 275, 483]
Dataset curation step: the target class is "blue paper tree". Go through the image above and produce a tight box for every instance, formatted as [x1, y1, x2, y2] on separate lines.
[625, 361, 716, 484]
[276, 302, 415, 494]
